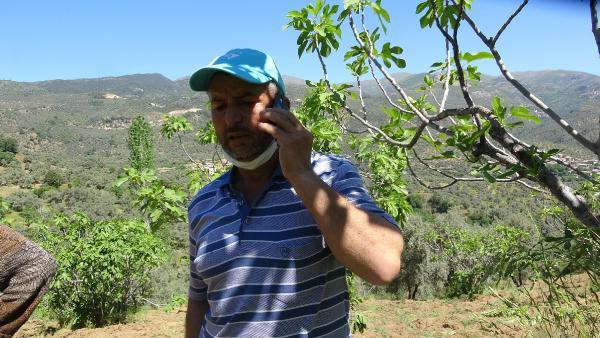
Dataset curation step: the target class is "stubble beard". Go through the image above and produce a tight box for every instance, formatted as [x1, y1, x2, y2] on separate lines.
[220, 127, 273, 161]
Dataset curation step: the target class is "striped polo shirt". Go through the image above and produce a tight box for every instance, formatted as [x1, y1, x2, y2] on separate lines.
[188, 152, 396, 338]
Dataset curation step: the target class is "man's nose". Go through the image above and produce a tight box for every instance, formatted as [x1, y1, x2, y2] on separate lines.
[224, 104, 243, 126]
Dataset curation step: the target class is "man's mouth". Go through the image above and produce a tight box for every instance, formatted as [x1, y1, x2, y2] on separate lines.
[227, 132, 250, 142]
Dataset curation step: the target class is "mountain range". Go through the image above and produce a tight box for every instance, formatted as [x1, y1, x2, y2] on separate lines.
[0, 70, 598, 163]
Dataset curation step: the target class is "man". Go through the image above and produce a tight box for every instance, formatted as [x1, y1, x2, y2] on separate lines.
[186, 48, 404, 337]
[0, 225, 56, 337]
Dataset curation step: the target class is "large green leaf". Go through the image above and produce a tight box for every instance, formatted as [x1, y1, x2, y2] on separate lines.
[461, 51, 493, 63]
[510, 106, 541, 124]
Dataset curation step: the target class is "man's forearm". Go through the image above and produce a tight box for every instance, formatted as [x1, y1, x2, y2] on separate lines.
[185, 299, 209, 338]
[287, 171, 404, 285]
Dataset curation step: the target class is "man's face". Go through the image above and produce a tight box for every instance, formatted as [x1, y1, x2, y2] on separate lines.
[208, 72, 274, 161]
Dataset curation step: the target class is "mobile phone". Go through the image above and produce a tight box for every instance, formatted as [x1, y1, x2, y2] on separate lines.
[273, 95, 288, 111]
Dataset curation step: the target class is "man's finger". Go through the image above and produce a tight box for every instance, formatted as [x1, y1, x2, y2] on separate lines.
[261, 109, 300, 131]
[257, 121, 282, 139]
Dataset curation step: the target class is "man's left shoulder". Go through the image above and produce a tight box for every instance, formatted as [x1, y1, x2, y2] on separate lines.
[310, 152, 357, 174]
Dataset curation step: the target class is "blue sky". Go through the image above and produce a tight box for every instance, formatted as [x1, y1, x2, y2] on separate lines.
[0, 0, 597, 83]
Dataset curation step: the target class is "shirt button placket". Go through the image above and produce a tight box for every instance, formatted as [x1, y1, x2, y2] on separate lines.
[238, 196, 251, 243]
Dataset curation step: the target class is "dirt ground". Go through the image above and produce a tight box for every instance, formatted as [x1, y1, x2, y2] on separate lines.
[15, 295, 536, 338]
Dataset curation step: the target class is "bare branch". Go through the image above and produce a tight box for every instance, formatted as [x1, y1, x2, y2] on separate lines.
[348, 15, 430, 121]
[515, 179, 548, 194]
[429, 87, 442, 107]
[339, 124, 371, 135]
[439, 32, 452, 112]
[417, 104, 598, 226]
[457, 5, 600, 156]
[352, 75, 389, 136]
[428, 0, 455, 43]
[480, 136, 519, 166]
[356, 76, 368, 120]
[406, 156, 460, 190]
[412, 149, 473, 180]
[407, 148, 534, 191]
[430, 0, 475, 107]
[349, 15, 458, 140]
[141, 297, 163, 309]
[424, 125, 435, 140]
[367, 58, 412, 114]
[548, 156, 594, 181]
[431, 107, 475, 121]
[406, 148, 461, 189]
[314, 44, 422, 147]
[177, 134, 198, 165]
[360, 4, 376, 52]
[479, 106, 600, 228]
[358, 6, 411, 115]
[592, 0, 600, 56]
[493, 0, 528, 45]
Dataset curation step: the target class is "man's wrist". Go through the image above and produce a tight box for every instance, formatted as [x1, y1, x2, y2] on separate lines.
[286, 169, 320, 188]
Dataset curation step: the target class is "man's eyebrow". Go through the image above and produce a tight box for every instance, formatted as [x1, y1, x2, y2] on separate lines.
[230, 91, 265, 100]
[237, 88, 265, 97]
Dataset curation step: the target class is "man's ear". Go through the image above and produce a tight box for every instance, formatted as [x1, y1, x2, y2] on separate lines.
[284, 96, 291, 110]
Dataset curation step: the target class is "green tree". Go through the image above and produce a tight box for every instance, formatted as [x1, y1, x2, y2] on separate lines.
[0, 198, 12, 225]
[285, 0, 599, 228]
[390, 214, 448, 300]
[44, 169, 65, 187]
[33, 212, 166, 328]
[0, 151, 15, 166]
[0, 136, 18, 154]
[160, 114, 229, 194]
[115, 167, 187, 232]
[285, 0, 600, 335]
[428, 193, 452, 213]
[127, 116, 155, 171]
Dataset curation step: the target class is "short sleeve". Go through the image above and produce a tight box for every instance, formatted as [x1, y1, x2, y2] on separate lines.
[188, 232, 208, 301]
[331, 159, 398, 227]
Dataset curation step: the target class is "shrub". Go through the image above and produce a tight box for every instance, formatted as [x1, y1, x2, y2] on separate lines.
[0, 198, 9, 217]
[4, 191, 41, 213]
[494, 183, 600, 336]
[0, 162, 25, 185]
[467, 210, 493, 227]
[407, 194, 425, 210]
[43, 170, 65, 187]
[0, 136, 18, 154]
[34, 212, 167, 328]
[432, 223, 530, 298]
[33, 185, 53, 198]
[0, 151, 15, 166]
[391, 214, 448, 299]
[428, 193, 452, 213]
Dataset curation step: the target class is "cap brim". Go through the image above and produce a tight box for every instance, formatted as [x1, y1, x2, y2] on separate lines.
[189, 64, 272, 92]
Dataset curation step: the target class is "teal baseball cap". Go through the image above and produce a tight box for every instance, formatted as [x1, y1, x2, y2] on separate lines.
[189, 48, 286, 96]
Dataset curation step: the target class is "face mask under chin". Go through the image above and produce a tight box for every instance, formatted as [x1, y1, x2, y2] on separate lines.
[222, 140, 278, 170]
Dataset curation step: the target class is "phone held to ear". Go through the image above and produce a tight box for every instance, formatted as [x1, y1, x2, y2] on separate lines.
[273, 95, 288, 111]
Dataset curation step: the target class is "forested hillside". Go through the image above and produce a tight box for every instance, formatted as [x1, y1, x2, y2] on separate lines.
[1, 70, 597, 221]
[1, 69, 598, 335]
